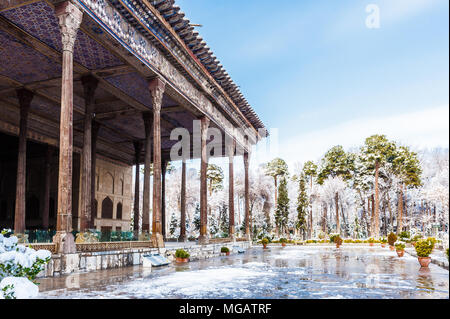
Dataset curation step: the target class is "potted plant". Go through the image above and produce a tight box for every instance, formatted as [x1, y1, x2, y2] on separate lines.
[380, 238, 387, 248]
[415, 239, 435, 268]
[175, 249, 190, 263]
[261, 238, 269, 249]
[411, 234, 422, 247]
[368, 238, 376, 247]
[395, 242, 406, 257]
[335, 236, 343, 248]
[280, 238, 288, 247]
[221, 246, 230, 256]
[388, 232, 397, 251]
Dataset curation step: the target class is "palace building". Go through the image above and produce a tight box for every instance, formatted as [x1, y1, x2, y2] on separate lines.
[0, 0, 265, 252]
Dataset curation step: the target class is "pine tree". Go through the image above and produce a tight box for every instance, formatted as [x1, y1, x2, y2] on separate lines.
[317, 145, 353, 235]
[193, 203, 201, 232]
[361, 135, 397, 238]
[169, 212, 178, 237]
[296, 173, 308, 239]
[303, 161, 318, 238]
[275, 177, 290, 237]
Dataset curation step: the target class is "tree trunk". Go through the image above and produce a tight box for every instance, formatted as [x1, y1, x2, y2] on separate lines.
[335, 192, 340, 234]
[309, 176, 313, 239]
[397, 184, 403, 235]
[374, 161, 380, 238]
[371, 194, 375, 237]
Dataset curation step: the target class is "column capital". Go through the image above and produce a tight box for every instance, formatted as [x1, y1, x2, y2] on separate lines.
[55, 1, 83, 52]
[16, 88, 34, 108]
[243, 151, 250, 168]
[81, 75, 99, 106]
[227, 139, 236, 160]
[149, 77, 166, 112]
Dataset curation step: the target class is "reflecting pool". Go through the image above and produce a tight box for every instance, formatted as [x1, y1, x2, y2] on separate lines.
[37, 246, 449, 299]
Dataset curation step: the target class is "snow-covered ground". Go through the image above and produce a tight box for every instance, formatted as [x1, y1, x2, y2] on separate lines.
[38, 246, 449, 299]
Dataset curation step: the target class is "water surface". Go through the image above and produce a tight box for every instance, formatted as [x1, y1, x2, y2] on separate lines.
[37, 246, 449, 299]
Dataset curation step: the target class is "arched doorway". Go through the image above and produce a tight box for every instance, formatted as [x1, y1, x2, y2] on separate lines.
[101, 197, 113, 219]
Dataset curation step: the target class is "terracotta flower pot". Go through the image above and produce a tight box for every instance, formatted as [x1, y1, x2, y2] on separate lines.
[418, 257, 431, 268]
[381, 244, 386, 248]
[281, 243, 286, 247]
[263, 244, 267, 249]
[369, 243, 374, 247]
[226, 252, 230, 256]
[336, 244, 341, 249]
[176, 257, 189, 263]
[396, 250, 404, 257]
[389, 245, 395, 251]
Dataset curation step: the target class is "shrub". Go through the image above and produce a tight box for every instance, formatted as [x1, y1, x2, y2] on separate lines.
[220, 247, 230, 253]
[1, 230, 51, 299]
[414, 239, 435, 258]
[446, 248, 449, 261]
[395, 242, 406, 251]
[368, 238, 376, 244]
[399, 231, 410, 240]
[279, 238, 288, 244]
[388, 233, 397, 246]
[411, 234, 422, 243]
[335, 236, 343, 245]
[261, 238, 269, 245]
[329, 234, 340, 243]
[175, 249, 190, 259]
[380, 237, 387, 244]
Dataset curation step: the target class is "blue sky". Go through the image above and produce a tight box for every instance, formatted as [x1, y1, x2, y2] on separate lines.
[177, 0, 449, 168]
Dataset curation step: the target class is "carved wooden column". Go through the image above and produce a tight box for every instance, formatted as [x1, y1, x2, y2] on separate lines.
[161, 159, 168, 240]
[149, 77, 165, 248]
[199, 116, 210, 245]
[178, 159, 187, 242]
[14, 88, 33, 236]
[90, 121, 100, 229]
[142, 112, 152, 234]
[133, 141, 142, 236]
[79, 75, 98, 232]
[228, 142, 235, 240]
[244, 151, 251, 241]
[42, 146, 53, 230]
[53, 1, 83, 254]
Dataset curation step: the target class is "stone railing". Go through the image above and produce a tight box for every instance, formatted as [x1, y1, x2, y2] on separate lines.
[236, 238, 250, 242]
[29, 243, 58, 254]
[75, 241, 154, 253]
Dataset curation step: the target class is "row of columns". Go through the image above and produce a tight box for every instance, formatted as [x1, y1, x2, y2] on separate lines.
[11, 1, 252, 252]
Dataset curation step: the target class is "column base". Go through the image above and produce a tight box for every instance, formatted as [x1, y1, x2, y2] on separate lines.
[53, 231, 76, 254]
[198, 235, 209, 245]
[14, 233, 29, 244]
[178, 235, 187, 243]
[151, 232, 165, 248]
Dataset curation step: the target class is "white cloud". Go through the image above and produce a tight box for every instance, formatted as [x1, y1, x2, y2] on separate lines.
[252, 105, 449, 169]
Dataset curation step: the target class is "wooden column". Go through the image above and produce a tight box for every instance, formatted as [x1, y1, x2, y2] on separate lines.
[149, 77, 165, 248]
[79, 75, 98, 232]
[13, 88, 33, 235]
[178, 159, 187, 242]
[228, 142, 235, 240]
[142, 112, 152, 234]
[244, 151, 251, 241]
[199, 116, 210, 245]
[161, 159, 168, 240]
[42, 146, 53, 230]
[133, 141, 142, 236]
[90, 121, 100, 229]
[53, 1, 82, 254]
